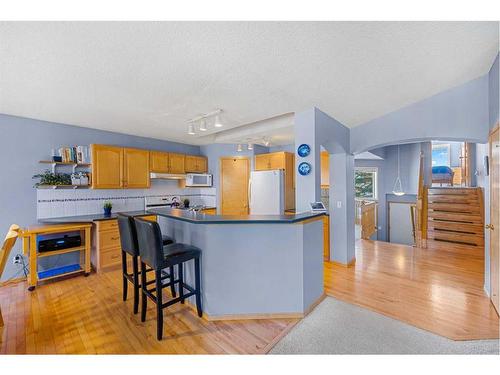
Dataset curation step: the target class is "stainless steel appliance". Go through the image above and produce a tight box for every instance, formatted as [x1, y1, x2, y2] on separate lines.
[185, 173, 212, 187]
[144, 195, 181, 210]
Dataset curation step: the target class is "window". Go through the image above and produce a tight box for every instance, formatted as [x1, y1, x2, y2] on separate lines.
[355, 167, 378, 200]
[431, 143, 451, 167]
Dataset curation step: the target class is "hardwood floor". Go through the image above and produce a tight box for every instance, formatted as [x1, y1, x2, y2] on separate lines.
[1, 238, 498, 353]
[0, 268, 297, 354]
[325, 239, 499, 341]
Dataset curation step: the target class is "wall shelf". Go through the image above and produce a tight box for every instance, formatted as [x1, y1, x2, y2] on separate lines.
[36, 184, 90, 189]
[39, 160, 91, 173]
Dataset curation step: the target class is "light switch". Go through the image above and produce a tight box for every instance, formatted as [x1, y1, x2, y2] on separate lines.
[336, 201, 342, 208]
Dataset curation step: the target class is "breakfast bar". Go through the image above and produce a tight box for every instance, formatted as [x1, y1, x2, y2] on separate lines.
[147, 207, 325, 320]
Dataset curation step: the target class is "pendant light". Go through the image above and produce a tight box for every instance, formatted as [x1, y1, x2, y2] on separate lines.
[187, 124, 195, 135]
[392, 144, 405, 196]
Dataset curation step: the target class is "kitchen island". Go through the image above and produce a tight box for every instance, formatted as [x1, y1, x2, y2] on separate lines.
[148, 207, 325, 320]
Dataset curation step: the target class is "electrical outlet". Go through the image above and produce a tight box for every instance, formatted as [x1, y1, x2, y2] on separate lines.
[13, 254, 23, 265]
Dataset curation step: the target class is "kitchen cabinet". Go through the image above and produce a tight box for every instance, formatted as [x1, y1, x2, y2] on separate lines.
[91, 215, 157, 272]
[123, 148, 150, 188]
[150, 151, 169, 173]
[91, 144, 123, 189]
[168, 153, 185, 174]
[92, 145, 149, 189]
[185, 155, 208, 173]
[321, 151, 329, 187]
[323, 215, 330, 261]
[254, 151, 295, 210]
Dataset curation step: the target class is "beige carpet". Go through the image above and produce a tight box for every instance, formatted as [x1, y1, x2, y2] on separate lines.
[270, 297, 499, 354]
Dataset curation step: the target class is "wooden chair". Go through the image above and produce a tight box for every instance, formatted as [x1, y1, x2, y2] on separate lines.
[0, 225, 20, 327]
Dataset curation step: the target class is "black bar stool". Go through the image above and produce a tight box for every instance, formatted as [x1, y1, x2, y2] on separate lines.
[134, 217, 202, 340]
[117, 214, 176, 314]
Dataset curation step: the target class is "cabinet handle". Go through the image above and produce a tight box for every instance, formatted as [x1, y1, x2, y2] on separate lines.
[485, 224, 495, 230]
[111, 236, 120, 240]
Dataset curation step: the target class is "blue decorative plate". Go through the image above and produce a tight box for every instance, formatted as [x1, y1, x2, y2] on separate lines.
[297, 144, 311, 157]
[298, 162, 312, 176]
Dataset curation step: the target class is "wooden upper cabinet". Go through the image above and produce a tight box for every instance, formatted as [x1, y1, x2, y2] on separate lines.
[168, 153, 185, 174]
[91, 144, 123, 189]
[123, 148, 150, 188]
[150, 151, 169, 173]
[321, 151, 330, 187]
[185, 155, 208, 173]
[255, 154, 271, 170]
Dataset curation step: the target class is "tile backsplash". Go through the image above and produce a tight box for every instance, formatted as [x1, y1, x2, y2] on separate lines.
[37, 180, 216, 219]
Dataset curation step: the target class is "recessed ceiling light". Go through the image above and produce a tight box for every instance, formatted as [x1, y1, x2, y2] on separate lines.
[188, 124, 195, 135]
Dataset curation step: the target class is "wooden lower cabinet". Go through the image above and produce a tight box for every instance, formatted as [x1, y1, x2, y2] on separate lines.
[201, 208, 216, 215]
[323, 215, 330, 261]
[91, 216, 157, 272]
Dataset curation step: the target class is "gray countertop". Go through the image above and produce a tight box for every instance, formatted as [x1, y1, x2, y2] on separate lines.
[38, 210, 154, 224]
[147, 207, 326, 224]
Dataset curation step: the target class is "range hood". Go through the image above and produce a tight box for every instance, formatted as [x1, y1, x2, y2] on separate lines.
[150, 172, 186, 180]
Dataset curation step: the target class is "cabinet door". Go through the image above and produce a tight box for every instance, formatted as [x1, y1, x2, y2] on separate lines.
[269, 152, 285, 170]
[196, 156, 208, 173]
[123, 148, 150, 188]
[150, 151, 169, 173]
[255, 154, 271, 170]
[91, 144, 123, 189]
[185, 155, 198, 173]
[168, 153, 185, 174]
[321, 151, 330, 187]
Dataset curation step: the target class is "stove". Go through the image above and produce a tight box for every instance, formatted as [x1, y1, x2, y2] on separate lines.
[144, 195, 181, 209]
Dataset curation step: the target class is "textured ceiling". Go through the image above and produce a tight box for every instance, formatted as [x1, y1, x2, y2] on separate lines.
[0, 21, 498, 145]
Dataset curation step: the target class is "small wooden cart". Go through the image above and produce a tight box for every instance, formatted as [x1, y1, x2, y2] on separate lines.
[20, 223, 92, 290]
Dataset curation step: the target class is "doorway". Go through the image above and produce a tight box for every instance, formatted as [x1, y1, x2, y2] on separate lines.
[220, 157, 250, 215]
[388, 202, 415, 245]
[431, 141, 471, 187]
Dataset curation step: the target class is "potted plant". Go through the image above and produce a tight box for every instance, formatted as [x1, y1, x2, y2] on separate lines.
[103, 201, 113, 216]
[183, 198, 190, 208]
[32, 170, 72, 187]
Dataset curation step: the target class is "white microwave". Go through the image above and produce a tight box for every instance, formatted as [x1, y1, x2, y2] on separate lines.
[185, 173, 213, 187]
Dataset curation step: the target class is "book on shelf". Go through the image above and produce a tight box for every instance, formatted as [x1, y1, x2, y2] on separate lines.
[57, 146, 89, 163]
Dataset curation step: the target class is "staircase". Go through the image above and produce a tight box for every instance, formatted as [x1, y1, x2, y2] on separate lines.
[427, 187, 484, 247]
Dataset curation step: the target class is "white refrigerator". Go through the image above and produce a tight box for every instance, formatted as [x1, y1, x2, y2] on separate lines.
[249, 170, 285, 215]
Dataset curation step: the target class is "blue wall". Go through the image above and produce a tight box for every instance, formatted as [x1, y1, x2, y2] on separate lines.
[350, 75, 490, 153]
[489, 53, 499, 129]
[355, 143, 421, 241]
[0, 113, 200, 281]
[199, 143, 269, 212]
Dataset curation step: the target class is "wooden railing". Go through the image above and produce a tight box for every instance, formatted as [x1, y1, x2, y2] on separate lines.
[356, 199, 378, 239]
[415, 151, 428, 248]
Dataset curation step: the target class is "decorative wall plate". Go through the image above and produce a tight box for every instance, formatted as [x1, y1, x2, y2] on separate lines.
[298, 162, 312, 176]
[297, 144, 311, 157]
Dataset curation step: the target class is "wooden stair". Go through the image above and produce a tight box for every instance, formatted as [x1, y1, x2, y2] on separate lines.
[427, 187, 484, 246]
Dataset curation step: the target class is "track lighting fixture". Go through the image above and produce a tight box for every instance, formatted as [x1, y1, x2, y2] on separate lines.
[186, 109, 223, 134]
[214, 114, 223, 128]
[199, 119, 207, 131]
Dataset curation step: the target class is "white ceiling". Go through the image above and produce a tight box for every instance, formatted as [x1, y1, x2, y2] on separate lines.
[0, 22, 498, 146]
